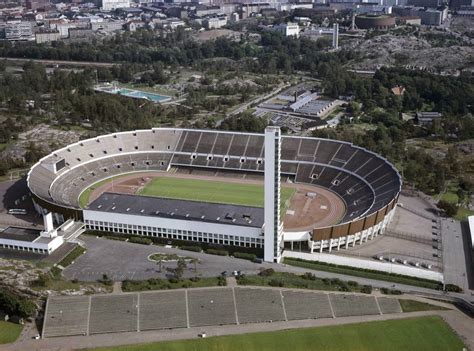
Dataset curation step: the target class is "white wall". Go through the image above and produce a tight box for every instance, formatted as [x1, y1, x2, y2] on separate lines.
[83, 210, 263, 240]
[284, 251, 443, 282]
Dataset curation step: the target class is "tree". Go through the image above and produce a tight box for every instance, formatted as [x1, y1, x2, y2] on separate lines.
[174, 258, 187, 280]
[156, 258, 163, 273]
[437, 200, 458, 217]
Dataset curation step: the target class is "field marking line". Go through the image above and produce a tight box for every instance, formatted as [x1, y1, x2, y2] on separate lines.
[327, 293, 336, 318]
[280, 290, 288, 322]
[374, 296, 383, 315]
[87, 295, 92, 335]
[232, 287, 240, 325]
[185, 290, 190, 328]
[137, 293, 141, 332]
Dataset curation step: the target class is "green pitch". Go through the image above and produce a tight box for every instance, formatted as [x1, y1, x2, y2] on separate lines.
[90, 316, 464, 351]
[138, 177, 295, 208]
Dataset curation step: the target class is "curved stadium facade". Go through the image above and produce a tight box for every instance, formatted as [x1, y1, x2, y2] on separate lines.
[27, 128, 401, 259]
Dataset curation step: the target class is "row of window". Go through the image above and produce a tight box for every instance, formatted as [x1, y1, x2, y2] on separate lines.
[84, 220, 264, 248]
[0, 244, 49, 254]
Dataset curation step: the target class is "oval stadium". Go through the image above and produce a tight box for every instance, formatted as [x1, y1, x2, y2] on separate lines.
[27, 127, 401, 262]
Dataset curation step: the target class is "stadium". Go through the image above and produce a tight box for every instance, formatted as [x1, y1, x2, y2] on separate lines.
[27, 127, 401, 262]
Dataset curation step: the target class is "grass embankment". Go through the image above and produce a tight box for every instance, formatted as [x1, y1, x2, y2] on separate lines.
[399, 299, 451, 313]
[138, 177, 295, 210]
[122, 276, 225, 292]
[284, 257, 443, 290]
[89, 316, 464, 351]
[0, 321, 23, 345]
[238, 271, 372, 293]
[32, 245, 89, 291]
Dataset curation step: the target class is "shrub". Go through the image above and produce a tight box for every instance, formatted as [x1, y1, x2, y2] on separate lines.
[0, 289, 37, 318]
[348, 280, 359, 287]
[258, 268, 275, 277]
[302, 272, 316, 280]
[234, 252, 257, 261]
[217, 276, 227, 286]
[129, 237, 152, 245]
[360, 285, 373, 294]
[206, 249, 228, 256]
[269, 279, 283, 287]
[180, 246, 202, 252]
[445, 284, 462, 293]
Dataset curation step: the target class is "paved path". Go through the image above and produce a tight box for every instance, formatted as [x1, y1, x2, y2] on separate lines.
[441, 218, 469, 291]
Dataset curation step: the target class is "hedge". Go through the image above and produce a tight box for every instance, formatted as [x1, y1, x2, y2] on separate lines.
[180, 246, 202, 252]
[206, 249, 229, 256]
[234, 252, 257, 261]
[129, 237, 152, 245]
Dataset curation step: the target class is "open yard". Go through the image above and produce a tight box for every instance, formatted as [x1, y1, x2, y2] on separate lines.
[90, 316, 464, 351]
[0, 321, 22, 345]
[138, 177, 295, 208]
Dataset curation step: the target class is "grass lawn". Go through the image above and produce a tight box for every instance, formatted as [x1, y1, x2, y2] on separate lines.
[455, 207, 474, 221]
[90, 316, 464, 351]
[122, 276, 224, 292]
[0, 321, 22, 345]
[399, 299, 451, 313]
[138, 177, 295, 209]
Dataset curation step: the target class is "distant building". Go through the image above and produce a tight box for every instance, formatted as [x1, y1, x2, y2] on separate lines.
[398, 15, 422, 25]
[407, 0, 442, 7]
[204, 16, 227, 29]
[0, 21, 34, 41]
[35, 30, 61, 44]
[126, 20, 146, 32]
[91, 20, 125, 32]
[102, 0, 130, 11]
[275, 22, 300, 37]
[415, 111, 442, 125]
[393, 6, 447, 25]
[355, 14, 396, 29]
[26, 0, 50, 10]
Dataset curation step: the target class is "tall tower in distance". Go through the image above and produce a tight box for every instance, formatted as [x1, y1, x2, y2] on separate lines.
[264, 126, 283, 263]
[332, 23, 339, 49]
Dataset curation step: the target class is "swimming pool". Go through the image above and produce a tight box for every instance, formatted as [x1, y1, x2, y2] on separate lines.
[96, 86, 172, 103]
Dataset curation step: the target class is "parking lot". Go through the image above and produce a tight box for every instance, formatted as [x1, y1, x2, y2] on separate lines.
[63, 235, 269, 282]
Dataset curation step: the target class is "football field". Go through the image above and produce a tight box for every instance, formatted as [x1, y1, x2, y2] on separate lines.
[138, 177, 295, 208]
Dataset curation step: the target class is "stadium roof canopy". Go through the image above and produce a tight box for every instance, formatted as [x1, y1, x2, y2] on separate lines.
[87, 192, 265, 228]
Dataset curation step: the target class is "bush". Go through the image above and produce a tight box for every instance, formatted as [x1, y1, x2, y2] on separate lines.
[302, 272, 316, 280]
[234, 252, 257, 261]
[217, 276, 227, 286]
[445, 284, 462, 293]
[258, 268, 275, 277]
[206, 249, 228, 256]
[180, 246, 202, 252]
[348, 280, 359, 287]
[437, 200, 458, 217]
[360, 285, 373, 294]
[380, 287, 403, 295]
[129, 237, 152, 245]
[269, 279, 283, 287]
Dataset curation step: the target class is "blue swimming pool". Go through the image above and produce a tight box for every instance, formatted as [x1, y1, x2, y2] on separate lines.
[97, 86, 171, 103]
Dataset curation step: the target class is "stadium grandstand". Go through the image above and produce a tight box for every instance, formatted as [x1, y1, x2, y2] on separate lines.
[27, 127, 401, 262]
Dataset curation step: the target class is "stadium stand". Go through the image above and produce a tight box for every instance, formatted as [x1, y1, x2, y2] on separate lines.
[282, 290, 333, 320]
[187, 288, 237, 327]
[89, 294, 138, 334]
[42, 296, 90, 338]
[234, 288, 286, 324]
[377, 297, 402, 314]
[329, 294, 380, 317]
[139, 291, 188, 330]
